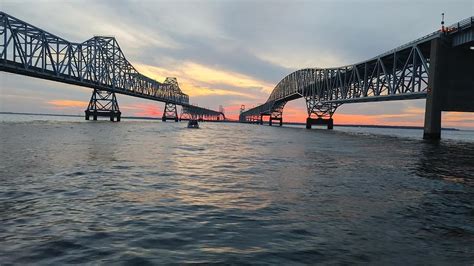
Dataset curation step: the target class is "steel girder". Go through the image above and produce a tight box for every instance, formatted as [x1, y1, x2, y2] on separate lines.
[240, 16, 473, 122]
[305, 98, 340, 119]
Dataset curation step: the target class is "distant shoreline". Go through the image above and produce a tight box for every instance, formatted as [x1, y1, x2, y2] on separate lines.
[0, 111, 160, 120]
[0, 111, 462, 131]
[283, 122, 460, 131]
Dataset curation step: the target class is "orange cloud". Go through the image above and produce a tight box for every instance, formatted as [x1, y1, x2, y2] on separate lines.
[134, 62, 273, 98]
[182, 62, 273, 91]
[220, 104, 248, 120]
[135, 106, 161, 117]
[48, 99, 88, 108]
[442, 112, 474, 128]
[121, 103, 162, 117]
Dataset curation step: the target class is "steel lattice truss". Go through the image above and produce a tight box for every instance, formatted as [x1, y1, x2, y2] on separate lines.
[0, 11, 225, 118]
[0, 13, 189, 106]
[241, 16, 473, 122]
[0, 12, 187, 104]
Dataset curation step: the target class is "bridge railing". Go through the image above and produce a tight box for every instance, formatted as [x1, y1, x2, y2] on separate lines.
[445, 16, 473, 33]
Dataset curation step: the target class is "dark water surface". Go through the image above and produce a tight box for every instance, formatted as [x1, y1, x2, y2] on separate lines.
[1, 117, 473, 264]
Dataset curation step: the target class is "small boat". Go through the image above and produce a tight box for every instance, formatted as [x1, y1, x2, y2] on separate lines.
[187, 120, 199, 128]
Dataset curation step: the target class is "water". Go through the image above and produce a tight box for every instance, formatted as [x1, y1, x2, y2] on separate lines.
[1, 114, 473, 264]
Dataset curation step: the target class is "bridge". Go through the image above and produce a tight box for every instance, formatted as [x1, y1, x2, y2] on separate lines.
[240, 17, 474, 139]
[0, 11, 225, 122]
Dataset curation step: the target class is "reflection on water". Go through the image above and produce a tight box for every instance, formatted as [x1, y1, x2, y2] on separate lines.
[416, 141, 474, 186]
[0, 116, 473, 264]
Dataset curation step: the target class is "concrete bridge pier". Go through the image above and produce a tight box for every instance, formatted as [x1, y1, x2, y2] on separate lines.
[306, 117, 333, 129]
[269, 117, 283, 126]
[423, 37, 474, 139]
[423, 38, 444, 139]
[85, 110, 121, 122]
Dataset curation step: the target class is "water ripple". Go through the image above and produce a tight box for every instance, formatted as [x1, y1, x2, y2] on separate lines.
[1, 120, 473, 264]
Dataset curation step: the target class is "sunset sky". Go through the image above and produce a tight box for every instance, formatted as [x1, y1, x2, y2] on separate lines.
[1, 0, 473, 128]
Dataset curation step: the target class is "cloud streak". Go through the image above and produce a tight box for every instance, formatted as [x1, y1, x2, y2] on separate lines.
[48, 100, 88, 108]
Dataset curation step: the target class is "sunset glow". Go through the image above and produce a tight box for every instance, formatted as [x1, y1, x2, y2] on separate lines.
[123, 103, 162, 117]
[134, 62, 273, 98]
[47, 100, 88, 108]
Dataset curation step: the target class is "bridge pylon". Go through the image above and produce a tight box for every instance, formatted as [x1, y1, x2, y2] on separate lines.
[162, 102, 179, 122]
[305, 98, 340, 129]
[85, 89, 121, 122]
[422, 36, 474, 140]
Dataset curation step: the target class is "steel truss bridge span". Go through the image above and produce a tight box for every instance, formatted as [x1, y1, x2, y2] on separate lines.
[0, 11, 224, 122]
[240, 17, 474, 138]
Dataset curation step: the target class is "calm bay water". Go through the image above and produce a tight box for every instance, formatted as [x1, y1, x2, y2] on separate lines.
[0, 114, 473, 264]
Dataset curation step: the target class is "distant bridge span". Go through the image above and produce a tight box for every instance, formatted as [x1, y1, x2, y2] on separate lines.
[240, 17, 474, 139]
[0, 11, 225, 122]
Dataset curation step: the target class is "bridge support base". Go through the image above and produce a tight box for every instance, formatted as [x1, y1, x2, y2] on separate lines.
[305, 99, 340, 130]
[306, 117, 333, 130]
[269, 117, 283, 126]
[423, 101, 441, 140]
[85, 89, 121, 122]
[268, 102, 286, 126]
[162, 102, 179, 122]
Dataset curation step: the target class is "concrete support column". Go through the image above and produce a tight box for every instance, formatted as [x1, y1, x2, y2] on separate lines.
[306, 117, 333, 129]
[306, 117, 312, 129]
[327, 118, 334, 130]
[269, 117, 282, 126]
[423, 38, 447, 140]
